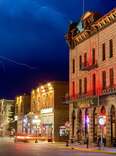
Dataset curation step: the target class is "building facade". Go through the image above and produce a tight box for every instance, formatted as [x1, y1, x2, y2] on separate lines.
[65, 8, 116, 146]
[0, 99, 15, 136]
[31, 81, 69, 141]
[15, 94, 31, 134]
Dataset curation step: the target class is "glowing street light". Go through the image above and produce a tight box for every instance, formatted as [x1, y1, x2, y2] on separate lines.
[98, 115, 106, 149]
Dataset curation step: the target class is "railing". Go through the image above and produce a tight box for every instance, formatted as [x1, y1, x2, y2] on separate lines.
[80, 61, 98, 71]
[64, 91, 97, 102]
[102, 84, 116, 95]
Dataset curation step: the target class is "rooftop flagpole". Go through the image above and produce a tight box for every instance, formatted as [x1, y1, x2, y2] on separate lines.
[83, 0, 85, 15]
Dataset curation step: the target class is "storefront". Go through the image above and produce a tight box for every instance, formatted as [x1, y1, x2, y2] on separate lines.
[40, 108, 54, 140]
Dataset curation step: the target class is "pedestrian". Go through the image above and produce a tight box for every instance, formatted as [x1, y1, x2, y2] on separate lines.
[66, 140, 69, 146]
[97, 135, 101, 149]
[86, 136, 89, 148]
[71, 138, 74, 149]
[85, 134, 89, 148]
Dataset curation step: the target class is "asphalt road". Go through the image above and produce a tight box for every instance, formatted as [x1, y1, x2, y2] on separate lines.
[0, 137, 115, 156]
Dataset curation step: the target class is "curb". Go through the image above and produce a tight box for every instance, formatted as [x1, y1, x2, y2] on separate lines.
[51, 144, 116, 155]
[73, 147, 116, 155]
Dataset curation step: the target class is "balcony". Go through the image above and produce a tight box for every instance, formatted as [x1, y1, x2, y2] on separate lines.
[102, 85, 116, 95]
[80, 61, 98, 71]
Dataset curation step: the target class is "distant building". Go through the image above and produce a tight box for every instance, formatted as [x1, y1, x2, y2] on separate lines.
[0, 99, 15, 136]
[65, 8, 116, 146]
[31, 81, 69, 141]
[15, 94, 31, 134]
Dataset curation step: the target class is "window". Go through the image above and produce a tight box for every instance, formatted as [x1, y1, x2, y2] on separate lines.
[102, 43, 106, 61]
[84, 53, 87, 66]
[79, 79, 82, 95]
[92, 48, 95, 64]
[109, 68, 114, 87]
[109, 39, 113, 58]
[79, 55, 82, 69]
[102, 71, 106, 90]
[92, 74, 96, 95]
[84, 77, 87, 93]
[21, 102, 23, 113]
[72, 81, 75, 97]
[72, 59, 75, 73]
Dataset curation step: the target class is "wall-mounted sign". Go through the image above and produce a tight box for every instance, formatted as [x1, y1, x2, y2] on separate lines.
[41, 108, 53, 114]
[77, 96, 98, 108]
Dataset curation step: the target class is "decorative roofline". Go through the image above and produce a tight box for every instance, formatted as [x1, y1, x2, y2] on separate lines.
[65, 8, 116, 49]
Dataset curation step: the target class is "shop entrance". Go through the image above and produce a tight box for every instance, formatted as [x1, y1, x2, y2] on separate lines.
[77, 109, 82, 142]
[93, 107, 97, 143]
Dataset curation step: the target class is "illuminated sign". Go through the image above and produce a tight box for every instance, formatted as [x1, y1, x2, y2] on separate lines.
[14, 116, 18, 121]
[98, 116, 106, 126]
[41, 108, 53, 114]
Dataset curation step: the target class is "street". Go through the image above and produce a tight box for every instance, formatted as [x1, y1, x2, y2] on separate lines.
[0, 137, 115, 156]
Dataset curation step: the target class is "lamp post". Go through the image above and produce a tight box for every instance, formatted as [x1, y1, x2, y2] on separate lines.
[98, 115, 106, 149]
[32, 116, 41, 143]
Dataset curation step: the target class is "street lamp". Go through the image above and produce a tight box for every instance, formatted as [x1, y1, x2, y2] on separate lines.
[98, 115, 106, 149]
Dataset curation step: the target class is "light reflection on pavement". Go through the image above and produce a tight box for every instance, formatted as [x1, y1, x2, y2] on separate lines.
[0, 137, 115, 156]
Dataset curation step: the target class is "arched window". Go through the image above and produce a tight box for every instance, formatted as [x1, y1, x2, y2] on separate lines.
[111, 105, 116, 144]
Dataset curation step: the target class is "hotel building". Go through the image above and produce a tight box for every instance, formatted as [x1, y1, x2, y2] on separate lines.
[65, 8, 116, 146]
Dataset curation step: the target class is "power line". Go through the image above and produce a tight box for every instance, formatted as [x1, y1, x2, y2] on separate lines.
[0, 55, 36, 70]
[0, 60, 6, 72]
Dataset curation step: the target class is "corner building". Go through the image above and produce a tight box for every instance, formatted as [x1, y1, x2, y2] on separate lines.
[65, 8, 116, 146]
[31, 81, 69, 142]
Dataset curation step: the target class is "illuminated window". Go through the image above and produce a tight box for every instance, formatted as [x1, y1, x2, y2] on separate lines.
[102, 43, 106, 61]
[21, 102, 23, 113]
[79, 55, 82, 69]
[93, 74, 96, 95]
[84, 77, 87, 93]
[109, 39, 113, 58]
[102, 71, 106, 90]
[92, 48, 95, 64]
[84, 53, 87, 66]
[79, 79, 82, 95]
[109, 68, 114, 87]
[72, 59, 75, 73]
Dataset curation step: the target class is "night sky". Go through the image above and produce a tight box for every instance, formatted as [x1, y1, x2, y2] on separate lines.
[0, 0, 115, 99]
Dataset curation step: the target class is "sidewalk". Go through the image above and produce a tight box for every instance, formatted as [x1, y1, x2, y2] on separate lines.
[52, 142, 116, 154]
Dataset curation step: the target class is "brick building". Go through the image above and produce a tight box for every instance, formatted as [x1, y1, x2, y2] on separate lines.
[31, 81, 69, 141]
[15, 94, 31, 134]
[65, 8, 116, 146]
